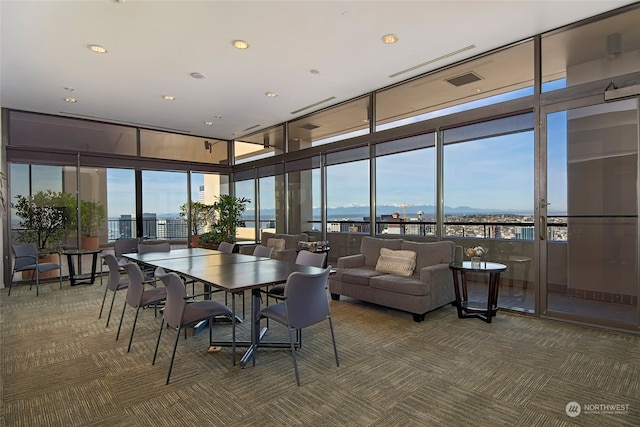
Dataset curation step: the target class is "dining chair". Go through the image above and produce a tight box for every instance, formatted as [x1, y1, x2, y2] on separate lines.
[253, 266, 338, 386]
[268, 250, 328, 298]
[153, 272, 234, 385]
[99, 253, 130, 327]
[114, 237, 139, 265]
[9, 243, 62, 296]
[117, 263, 168, 352]
[138, 242, 171, 254]
[252, 245, 274, 258]
[217, 241, 235, 253]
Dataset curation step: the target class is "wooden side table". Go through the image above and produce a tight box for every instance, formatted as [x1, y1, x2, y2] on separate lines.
[450, 261, 507, 323]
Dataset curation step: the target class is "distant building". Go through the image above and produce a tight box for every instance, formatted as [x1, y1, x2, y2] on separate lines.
[142, 212, 157, 239]
[119, 214, 133, 238]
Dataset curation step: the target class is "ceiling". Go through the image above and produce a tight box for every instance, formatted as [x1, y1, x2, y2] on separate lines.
[1, 0, 637, 142]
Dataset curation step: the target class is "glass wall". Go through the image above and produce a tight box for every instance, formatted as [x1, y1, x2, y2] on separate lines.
[235, 173, 256, 241]
[286, 156, 321, 237]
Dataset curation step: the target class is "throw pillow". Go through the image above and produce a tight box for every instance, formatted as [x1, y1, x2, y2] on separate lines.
[266, 238, 286, 252]
[375, 248, 417, 277]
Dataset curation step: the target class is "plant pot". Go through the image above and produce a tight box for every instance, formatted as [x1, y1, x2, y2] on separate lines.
[190, 235, 200, 248]
[199, 243, 219, 250]
[22, 253, 60, 279]
[81, 236, 100, 250]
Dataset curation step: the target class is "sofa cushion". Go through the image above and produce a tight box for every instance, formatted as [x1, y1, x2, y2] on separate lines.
[375, 248, 417, 277]
[360, 236, 403, 267]
[400, 240, 455, 271]
[370, 274, 430, 296]
[266, 238, 286, 251]
[337, 267, 385, 286]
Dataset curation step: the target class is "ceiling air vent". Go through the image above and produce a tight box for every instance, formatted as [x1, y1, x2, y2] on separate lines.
[445, 72, 482, 87]
[300, 123, 320, 131]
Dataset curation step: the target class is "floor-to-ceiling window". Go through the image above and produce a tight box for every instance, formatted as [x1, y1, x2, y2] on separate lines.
[375, 134, 436, 238]
[140, 170, 187, 241]
[326, 146, 369, 257]
[443, 113, 535, 313]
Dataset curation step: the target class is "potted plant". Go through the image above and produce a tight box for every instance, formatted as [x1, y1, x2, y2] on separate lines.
[79, 200, 106, 249]
[13, 190, 74, 277]
[198, 195, 250, 247]
[180, 201, 215, 247]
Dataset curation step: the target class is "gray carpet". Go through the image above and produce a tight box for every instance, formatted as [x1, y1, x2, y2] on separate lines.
[2, 278, 640, 426]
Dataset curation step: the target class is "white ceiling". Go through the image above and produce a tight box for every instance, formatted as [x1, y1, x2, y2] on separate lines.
[1, 0, 636, 141]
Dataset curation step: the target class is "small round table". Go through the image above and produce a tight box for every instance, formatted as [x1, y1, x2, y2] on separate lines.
[449, 261, 507, 323]
[62, 248, 102, 286]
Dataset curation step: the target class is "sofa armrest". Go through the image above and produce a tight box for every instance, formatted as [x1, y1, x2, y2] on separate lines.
[337, 254, 365, 269]
[419, 263, 452, 286]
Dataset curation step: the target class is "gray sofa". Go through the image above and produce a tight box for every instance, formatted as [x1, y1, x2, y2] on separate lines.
[328, 236, 462, 322]
[239, 232, 310, 264]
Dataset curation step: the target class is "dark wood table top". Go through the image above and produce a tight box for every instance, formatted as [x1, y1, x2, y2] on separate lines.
[123, 247, 220, 263]
[126, 250, 325, 293]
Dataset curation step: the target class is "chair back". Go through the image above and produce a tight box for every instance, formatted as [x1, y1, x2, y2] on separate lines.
[123, 263, 146, 307]
[284, 267, 332, 329]
[253, 245, 274, 258]
[114, 238, 139, 258]
[12, 243, 39, 270]
[102, 253, 128, 291]
[295, 250, 327, 268]
[138, 242, 171, 254]
[217, 241, 235, 253]
[159, 272, 187, 328]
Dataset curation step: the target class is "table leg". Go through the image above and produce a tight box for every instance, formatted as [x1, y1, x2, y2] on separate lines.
[67, 254, 77, 286]
[451, 270, 463, 318]
[239, 288, 262, 368]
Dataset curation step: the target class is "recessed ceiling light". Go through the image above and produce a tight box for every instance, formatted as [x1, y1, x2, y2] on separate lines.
[88, 44, 107, 53]
[232, 40, 249, 49]
[265, 92, 278, 98]
[64, 97, 78, 103]
[381, 34, 399, 44]
[162, 95, 176, 100]
[190, 72, 207, 79]
[204, 121, 214, 126]
[310, 69, 320, 75]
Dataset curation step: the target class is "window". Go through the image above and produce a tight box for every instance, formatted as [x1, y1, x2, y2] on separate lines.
[375, 134, 436, 237]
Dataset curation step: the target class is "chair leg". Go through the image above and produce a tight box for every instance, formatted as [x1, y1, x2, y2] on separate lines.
[127, 306, 142, 352]
[115, 302, 127, 340]
[328, 316, 339, 367]
[59, 268, 63, 289]
[106, 289, 118, 327]
[152, 318, 164, 365]
[287, 326, 301, 386]
[98, 285, 109, 318]
[166, 326, 182, 385]
[35, 269, 39, 296]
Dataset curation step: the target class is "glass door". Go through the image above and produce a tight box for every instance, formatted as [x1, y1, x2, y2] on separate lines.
[543, 99, 639, 330]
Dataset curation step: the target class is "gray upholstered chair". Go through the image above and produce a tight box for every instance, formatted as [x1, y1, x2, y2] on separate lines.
[138, 242, 171, 254]
[217, 241, 235, 253]
[268, 250, 327, 298]
[153, 272, 233, 385]
[114, 238, 139, 265]
[9, 243, 62, 296]
[117, 263, 168, 352]
[254, 267, 338, 386]
[99, 253, 130, 327]
[252, 245, 274, 258]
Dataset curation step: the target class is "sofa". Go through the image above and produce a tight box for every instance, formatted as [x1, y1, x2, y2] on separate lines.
[328, 236, 462, 322]
[239, 232, 310, 264]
